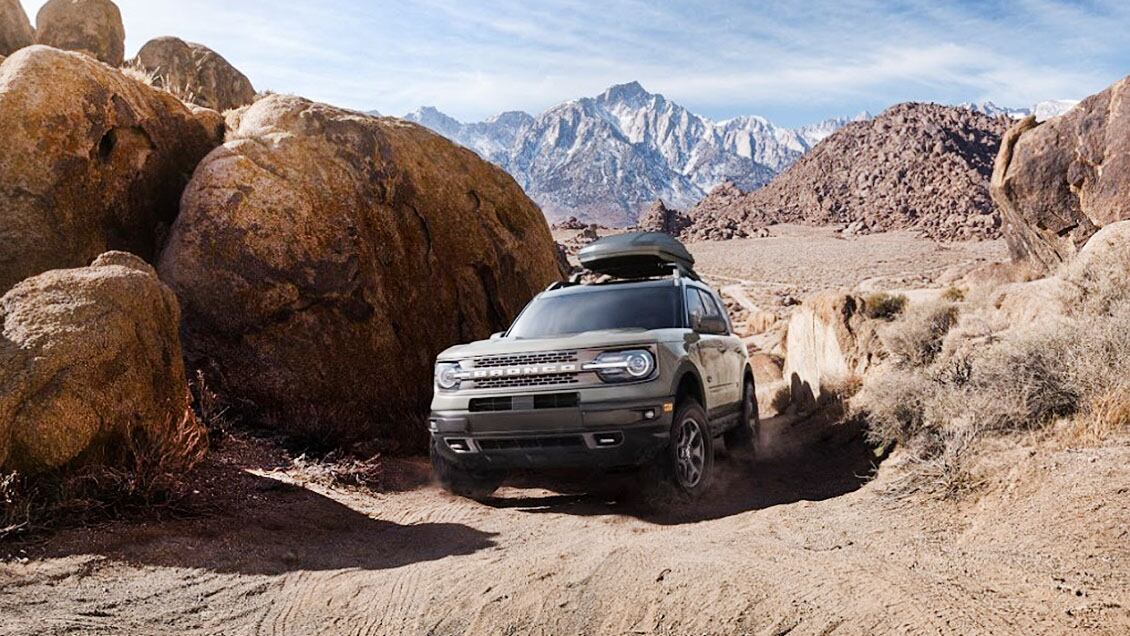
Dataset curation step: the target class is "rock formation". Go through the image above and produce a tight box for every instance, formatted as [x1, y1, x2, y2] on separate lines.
[991, 76, 1130, 273]
[0, 252, 201, 474]
[0, 46, 222, 292]
[783, 293, 881, 410]
[158, 95, 562, 444]
[636, 199, 691, 236]
[0, 0, 34, 56]
[35, 0, 124, 66]
[690, 103, 1010, 241]
[132, 37, 256, 112]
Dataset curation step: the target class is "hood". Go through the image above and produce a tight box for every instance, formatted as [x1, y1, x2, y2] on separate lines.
[436, 328, 685, 361]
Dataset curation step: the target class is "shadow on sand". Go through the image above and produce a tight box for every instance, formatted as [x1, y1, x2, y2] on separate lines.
[482, 410, 882, 525]
[30, 459, 497, 576]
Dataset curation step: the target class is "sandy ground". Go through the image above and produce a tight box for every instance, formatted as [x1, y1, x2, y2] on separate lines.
[3, 229, 1126, 635]
[2, 418, 1127, 635]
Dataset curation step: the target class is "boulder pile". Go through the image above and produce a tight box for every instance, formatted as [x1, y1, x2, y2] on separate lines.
[636, 199, 692, 236]
[991, 75, 1130, 273]
[0, 46, 222, 292]
[158, 95, 561, 444]
[689, 103, 1010, 241]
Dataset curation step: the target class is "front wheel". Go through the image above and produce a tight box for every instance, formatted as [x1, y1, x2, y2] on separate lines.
[663, 399, 715, 498]
[430, 438, 504, 500]
[723, 376, 760, 459]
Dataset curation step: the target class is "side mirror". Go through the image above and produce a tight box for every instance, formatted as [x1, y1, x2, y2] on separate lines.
[691, 311, 726, 335]
[490, 331, 505, 340]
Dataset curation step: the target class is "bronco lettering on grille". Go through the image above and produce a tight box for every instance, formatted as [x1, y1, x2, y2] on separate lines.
[454, 363, 578, 380]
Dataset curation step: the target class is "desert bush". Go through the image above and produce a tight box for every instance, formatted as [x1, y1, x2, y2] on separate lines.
[941, 286, 965, 302]
[1, 407, 206, 540]
[853, 280, 1130, 497]
[880, 301, 959, 367]
[862, 292, 908, 321]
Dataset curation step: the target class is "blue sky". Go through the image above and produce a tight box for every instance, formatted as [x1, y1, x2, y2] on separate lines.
[18, 0, 1130, 127]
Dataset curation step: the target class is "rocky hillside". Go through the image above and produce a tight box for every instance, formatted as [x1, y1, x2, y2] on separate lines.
[687, 103, 1011, 241]
[405, 82, 868, 226]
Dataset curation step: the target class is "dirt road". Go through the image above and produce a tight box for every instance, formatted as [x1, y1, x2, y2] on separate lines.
[2, 412, 1127, 635]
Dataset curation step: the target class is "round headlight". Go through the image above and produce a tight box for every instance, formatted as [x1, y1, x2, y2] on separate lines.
[435, 362, 461, 390]
[624, 351, 654, 377]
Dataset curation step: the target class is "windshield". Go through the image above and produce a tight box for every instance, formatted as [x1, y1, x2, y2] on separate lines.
[507, 285, 682, 339]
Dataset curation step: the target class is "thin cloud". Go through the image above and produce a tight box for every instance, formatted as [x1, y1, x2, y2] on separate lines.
[17, 0, 1130, 126]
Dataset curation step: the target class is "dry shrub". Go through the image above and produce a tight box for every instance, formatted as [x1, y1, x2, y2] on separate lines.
[880, 300, 959, 367]
[1, 407, 206, 540]
[853, 267, 1130, 497]
[120, 60, 199, 105]
[941, 286, 965, 302]
[288, 452, 384, 489]
[862, 292, 908, 321]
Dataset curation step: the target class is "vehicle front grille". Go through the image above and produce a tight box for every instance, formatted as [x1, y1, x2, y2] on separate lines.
[473, 350, 578, 368]
[468, 396, 513, 412]
[468, 392, 580, 412]
[477, 436, 585, 451]
[473, 373, 580, 390]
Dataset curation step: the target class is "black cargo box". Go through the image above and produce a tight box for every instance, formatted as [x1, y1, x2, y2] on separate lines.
[577, 232, 697, 279]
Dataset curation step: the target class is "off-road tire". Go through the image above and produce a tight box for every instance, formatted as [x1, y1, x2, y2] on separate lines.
[430, 438, 504, 500]
[658, 399, 715, 499]
[723, 376, 760, 459]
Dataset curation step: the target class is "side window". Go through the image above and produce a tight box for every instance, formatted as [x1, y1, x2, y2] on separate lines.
[699, 291, 729, 334]
[685, 287, 707, 325]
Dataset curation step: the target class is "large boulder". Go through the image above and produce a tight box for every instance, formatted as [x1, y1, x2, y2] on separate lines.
[636, 199, 691, 236]
[35, 0, 124, 66]
[158, 95, 562, 444]
[783, 293, 880, 410]
[0, 252, 202, 474]
[991, 76, 1130, 273]
[0, 46, 222, 293]
[0, 0, 34, 56]
[132, 37, 256, 112]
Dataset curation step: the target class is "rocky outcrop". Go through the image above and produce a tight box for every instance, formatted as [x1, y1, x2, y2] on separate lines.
[991, 76, 1130, 273]
[0, 252, 202, 474]
[636, 199, 691, 236]
[132, 37, 256, 112]
[35, 0, 124, 66]
[690, 103, 1010, 241]
[0, 46, 222, 292]
[158, 95, 562, 444]
[783, 293, 881, 410]
[0, 0, 34, 56]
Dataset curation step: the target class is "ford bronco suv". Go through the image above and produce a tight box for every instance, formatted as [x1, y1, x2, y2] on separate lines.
[429, 232, 758, 500]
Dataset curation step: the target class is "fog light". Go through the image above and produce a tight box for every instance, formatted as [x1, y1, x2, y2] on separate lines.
[643, 409, 656, 420]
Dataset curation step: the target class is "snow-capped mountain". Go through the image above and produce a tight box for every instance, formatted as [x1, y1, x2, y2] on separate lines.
[403, 82, 865, 226]
[958, 99, 1080, 122]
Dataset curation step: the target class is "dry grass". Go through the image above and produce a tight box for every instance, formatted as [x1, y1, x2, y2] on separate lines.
[120, 60, 199, 106]
[879, 301, 959, 367]
[1, 407, 207, 540]
[853, 260, 1130, 497]
[862, 292, 908, 321]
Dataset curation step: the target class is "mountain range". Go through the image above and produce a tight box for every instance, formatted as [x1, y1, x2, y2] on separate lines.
[958, 99, 1080, 121]
[391, 83, 1077, 227]
[399, 82, 869, 226]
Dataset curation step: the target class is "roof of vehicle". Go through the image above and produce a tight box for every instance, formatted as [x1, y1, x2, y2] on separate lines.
[539, 276, 682, 299]
[577, 232, 696, 280]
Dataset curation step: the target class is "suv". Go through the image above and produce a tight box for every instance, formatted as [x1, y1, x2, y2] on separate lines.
[429, 232, 758, 500]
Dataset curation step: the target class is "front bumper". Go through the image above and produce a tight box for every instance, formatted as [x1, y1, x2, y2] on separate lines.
[429, 394, 674, 470]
